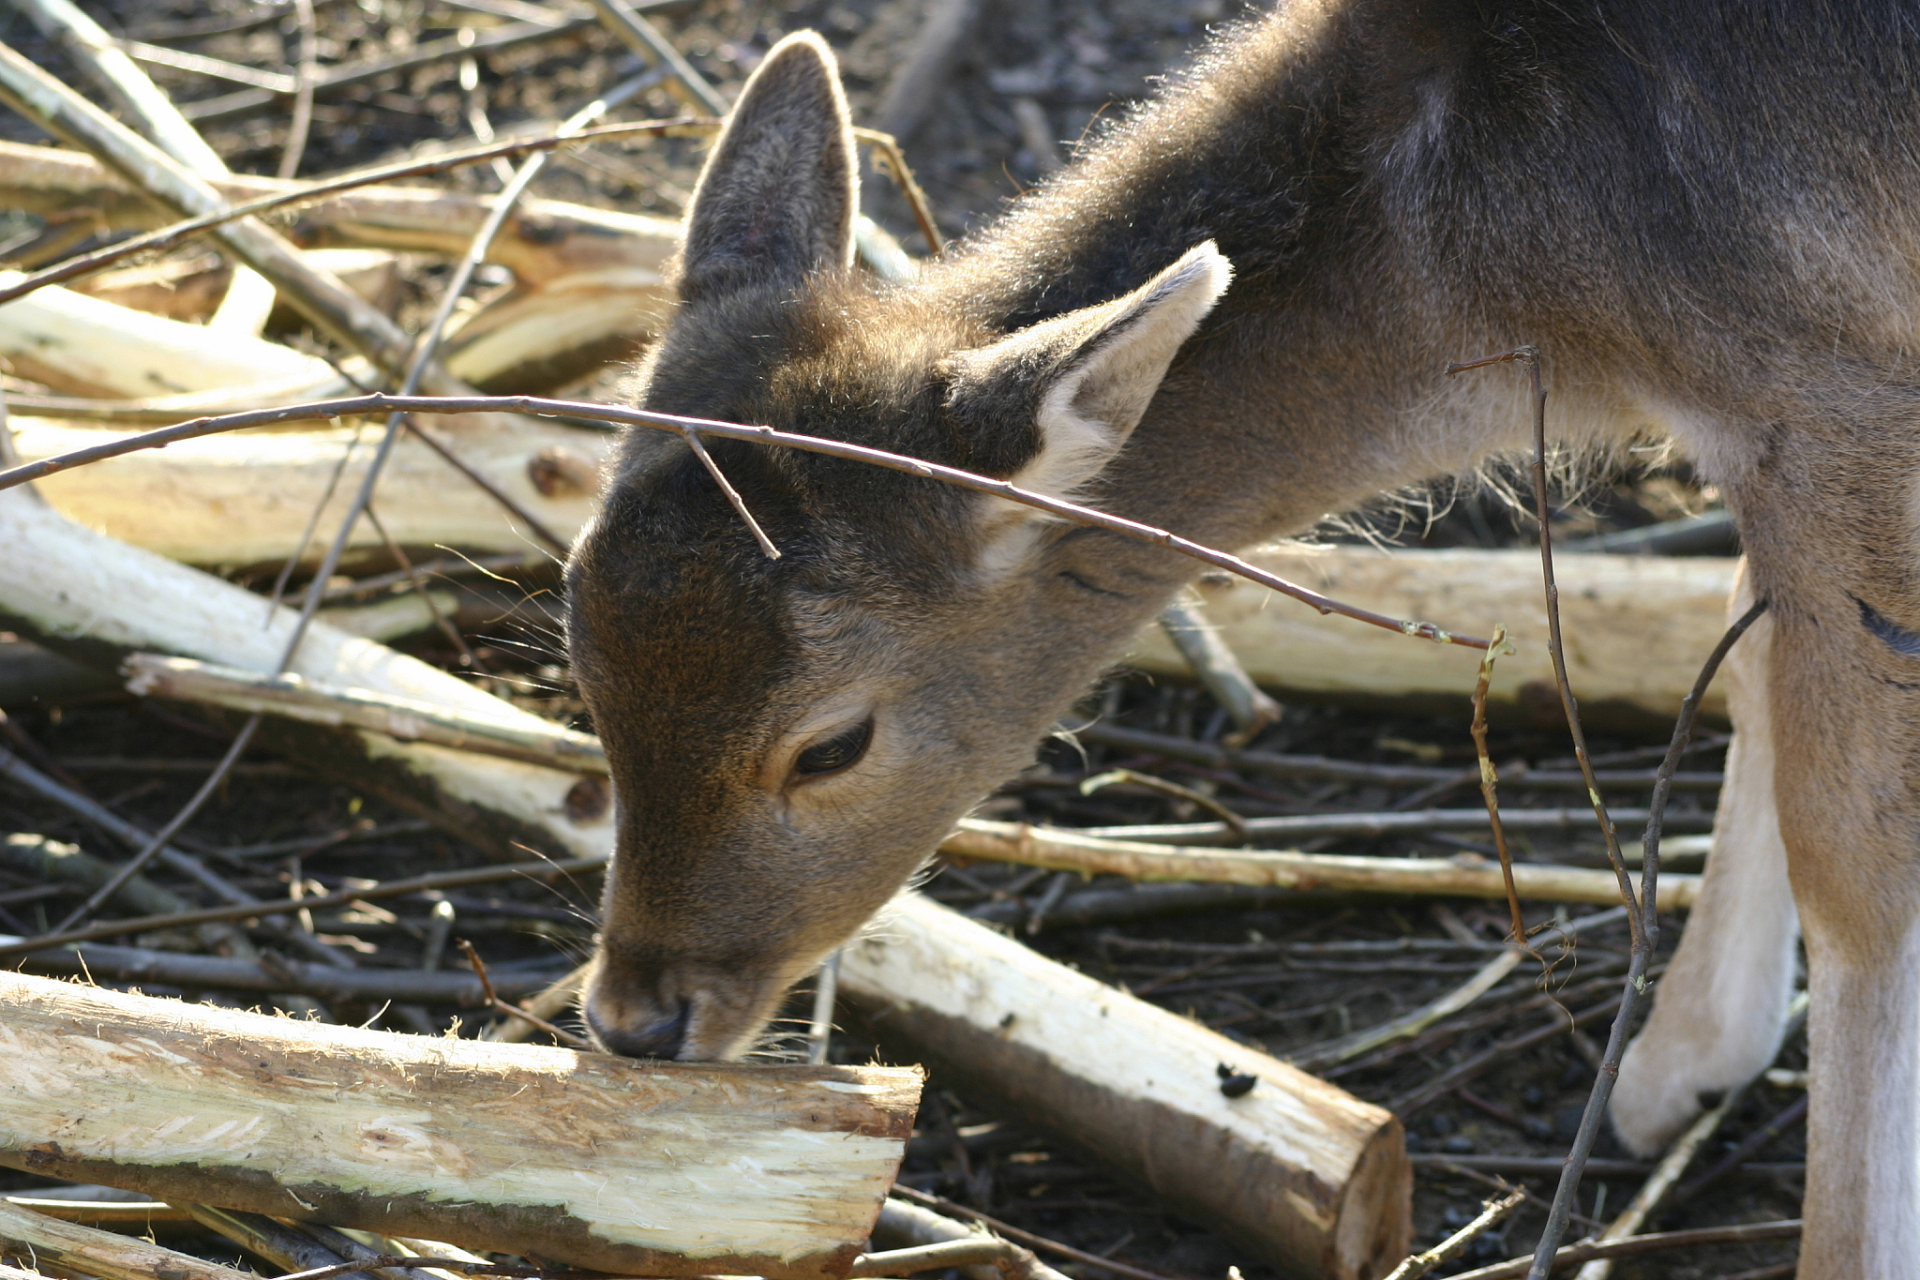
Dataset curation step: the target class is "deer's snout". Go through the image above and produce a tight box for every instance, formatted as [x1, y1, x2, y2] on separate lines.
[586, 994, 690, 1059]
[583, 957, 699, 1059]
[582, 942, 794, 1062]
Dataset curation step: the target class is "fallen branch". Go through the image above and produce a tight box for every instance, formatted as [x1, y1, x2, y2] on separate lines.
[840, 894, 1411, 1280]
[0, 971, 920, 1279]
[940, 821, 1702, 908]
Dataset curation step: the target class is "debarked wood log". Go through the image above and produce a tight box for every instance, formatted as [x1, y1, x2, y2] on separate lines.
[1124, 547, 1738, 723]
[0, 971, 920, 1279]
[839, 894, 1411, 1280]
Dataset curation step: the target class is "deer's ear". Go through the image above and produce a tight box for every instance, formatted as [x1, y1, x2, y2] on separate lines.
[948, 242, 1233, 502]
[678, 32, 857, 302]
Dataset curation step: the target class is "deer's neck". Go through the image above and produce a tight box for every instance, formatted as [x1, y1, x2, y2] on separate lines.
[918, 4, 1488, 558]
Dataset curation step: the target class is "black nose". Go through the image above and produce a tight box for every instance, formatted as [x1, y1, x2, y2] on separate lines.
[588, 1001, 690, 1059]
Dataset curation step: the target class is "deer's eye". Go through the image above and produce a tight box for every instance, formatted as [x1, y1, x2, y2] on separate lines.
[795, 719, 872, 778]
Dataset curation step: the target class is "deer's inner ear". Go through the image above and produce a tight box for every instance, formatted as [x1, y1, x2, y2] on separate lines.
[944, 244, 1233, 576]
[678, 32, 858, 303]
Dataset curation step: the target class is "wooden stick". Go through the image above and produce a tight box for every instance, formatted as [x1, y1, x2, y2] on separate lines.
[0, 972, 919, 1279]
[839, 894, 1411, 1280]
[940, 821, 1702, 908]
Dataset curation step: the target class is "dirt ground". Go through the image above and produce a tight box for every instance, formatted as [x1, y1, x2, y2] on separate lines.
[0, 1, 1798, 1278]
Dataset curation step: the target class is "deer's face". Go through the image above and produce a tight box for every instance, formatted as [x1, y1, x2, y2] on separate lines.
[566, 32, 1228, 1060]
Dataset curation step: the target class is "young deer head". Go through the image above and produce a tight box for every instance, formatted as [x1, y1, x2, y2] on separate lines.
[566, 33, 1229, 1060]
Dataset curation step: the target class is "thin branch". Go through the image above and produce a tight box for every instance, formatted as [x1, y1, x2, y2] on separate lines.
[400, 419, 572, 556]
[1384, 1189, 1525, 1280]
[1469, 622, 1529, 946]
[0, 393, 1492, 649]
[681, 426, 780, 558]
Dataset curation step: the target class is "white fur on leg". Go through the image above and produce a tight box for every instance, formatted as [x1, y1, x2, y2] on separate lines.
[1612, 576, 1799, 1155]
[1797, 916, 1920, 1278]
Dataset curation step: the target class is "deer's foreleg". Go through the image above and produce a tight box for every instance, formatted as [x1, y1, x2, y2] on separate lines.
[1748, 497, 1920, 1278]
[1613, 562, 1800, 1156]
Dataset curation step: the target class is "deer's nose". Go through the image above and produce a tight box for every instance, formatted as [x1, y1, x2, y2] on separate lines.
[587, 1000, 691, 1060]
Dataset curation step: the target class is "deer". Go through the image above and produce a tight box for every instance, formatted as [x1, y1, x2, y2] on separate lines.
[563, 3, 1920, 1274]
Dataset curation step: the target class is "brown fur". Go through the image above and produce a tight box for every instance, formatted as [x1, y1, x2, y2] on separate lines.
[569, 10, 1920, 1272]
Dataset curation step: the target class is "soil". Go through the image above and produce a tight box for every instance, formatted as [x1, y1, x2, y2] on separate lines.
[0, 2, 1795, 1278]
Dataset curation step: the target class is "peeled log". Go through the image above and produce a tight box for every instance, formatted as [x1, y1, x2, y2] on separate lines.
[1124, 547, 1737, 722]
[840, 895, 1410, 1280]
[0, 971, 919, 1279]
[11, 414, 605, 564]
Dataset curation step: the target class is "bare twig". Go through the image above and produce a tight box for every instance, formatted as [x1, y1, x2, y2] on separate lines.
[1384, 1189, 1526, 1280]
[364, 505, 483, 669]
[1156, 591, 1281, 741]
[1071, 807, 1709, 848]
[0, 394, 1491, 649]
[1073, 722, 1722, 791]
[123, 655, 606, 772]
[940, 819, 1702, 906]
[583, 0, 726, 113]
[1469, 623, 1530, 945]
[1079, 768, 1249, 838]
[1572, 1091, 1740, 1280]
[1448, 350, 1640, 933]
[681, 425, 780, 558]
[0, 117, 706, 307]
[400, 419, 572, 555]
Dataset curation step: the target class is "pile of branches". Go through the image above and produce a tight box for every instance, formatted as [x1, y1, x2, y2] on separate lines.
[0, 2, 1803, 1279]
